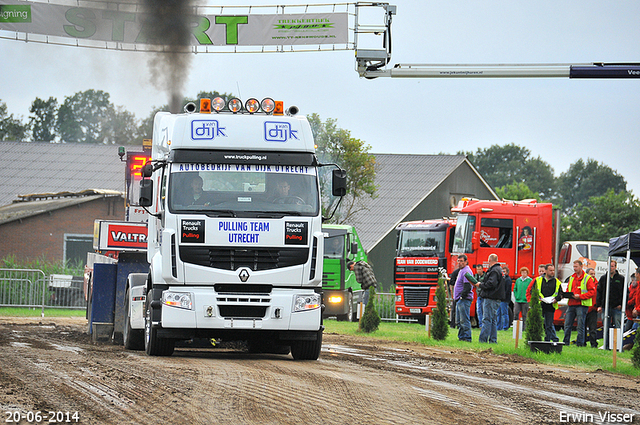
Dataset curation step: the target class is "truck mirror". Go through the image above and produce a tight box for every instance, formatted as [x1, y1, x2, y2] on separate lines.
[351, 242, 359, 255]
[139, 179, 154, 207]
[332, 169, 347, 197]
[142, 163, 154, 178]
[472, 231, 480, 251]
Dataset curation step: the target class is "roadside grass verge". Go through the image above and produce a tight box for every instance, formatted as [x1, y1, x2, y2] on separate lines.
[0, 307, 86, 317]
[324, 320, 640, 376]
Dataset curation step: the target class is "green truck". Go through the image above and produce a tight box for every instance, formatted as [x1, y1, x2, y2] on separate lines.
[322, 224, 367, 321]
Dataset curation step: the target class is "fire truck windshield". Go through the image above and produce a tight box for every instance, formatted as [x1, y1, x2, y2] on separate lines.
[452, 214, 476, 254]
[397, 230, 446, 257]
[168, 164, 319, 217]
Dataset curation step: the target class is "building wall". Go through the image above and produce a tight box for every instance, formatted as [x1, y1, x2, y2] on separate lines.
[367, 164, 497, 291]
[0, 197, 124, 264]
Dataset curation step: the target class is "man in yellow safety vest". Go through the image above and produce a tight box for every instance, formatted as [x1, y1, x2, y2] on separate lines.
[562, 260, 597, 347]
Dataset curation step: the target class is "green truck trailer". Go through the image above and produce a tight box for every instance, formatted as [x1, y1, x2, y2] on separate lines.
[322, 224, 367, 321]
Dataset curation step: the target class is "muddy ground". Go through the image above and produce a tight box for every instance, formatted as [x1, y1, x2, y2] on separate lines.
[0, 316, 639, 425]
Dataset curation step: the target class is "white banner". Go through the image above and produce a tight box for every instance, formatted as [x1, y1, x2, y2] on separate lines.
[0, 1, 348, 48]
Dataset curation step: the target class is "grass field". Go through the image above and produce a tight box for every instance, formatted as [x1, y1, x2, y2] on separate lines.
[0, 307, 86, 317]
[324, 320, 640, 376]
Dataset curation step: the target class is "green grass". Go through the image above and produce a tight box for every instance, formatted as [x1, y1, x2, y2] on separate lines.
[0, 307, 86, 317]
[325, 320, 640, 376]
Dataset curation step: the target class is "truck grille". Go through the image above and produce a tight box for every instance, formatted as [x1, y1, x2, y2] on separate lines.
[403, 287, 430, 307]
[180, 247, 308, 271]
[218, 305, 268, 318]
[322, 271, 340, 289]
[395, 266, 438, 284]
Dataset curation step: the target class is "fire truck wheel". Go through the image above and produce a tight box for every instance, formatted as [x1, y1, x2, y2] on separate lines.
[123, 288, 144, 351]
[337, 292, 354, 322]
[290, 330, 323, 360]
[144, 290, 175, 356]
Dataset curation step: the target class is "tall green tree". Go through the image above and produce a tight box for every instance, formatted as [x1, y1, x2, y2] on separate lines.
[495, 181, 540, 202]
[309, 113, 377, 223]
[525, 283, 544, 345]
[29, 97, 58, 142]
[0, 100, 27, 141]
[461, 143, 556, 199]
[561, 189, 640, 242]
[109, 106, 141, 145]
[557, 158, 627, 212]
[57, 90, 115, 143]
[431, 276, 449, 340]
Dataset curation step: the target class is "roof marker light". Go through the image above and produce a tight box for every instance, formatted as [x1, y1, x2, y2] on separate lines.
[200, 98, 211, 114]
[274, 101, 284, 115]
[212, 97, 225, 112]
[228, 98, 242, 113]
[261, 98, 275, 114]
[245, 98, 260, 114]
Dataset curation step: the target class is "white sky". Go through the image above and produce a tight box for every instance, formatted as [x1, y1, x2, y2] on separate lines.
[2, 0, 640, 195]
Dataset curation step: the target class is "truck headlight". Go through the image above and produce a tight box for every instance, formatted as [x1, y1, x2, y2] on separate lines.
[328, 295, 343, 304]
[294, 294, 321, 312]
[162, 291, 193, 310]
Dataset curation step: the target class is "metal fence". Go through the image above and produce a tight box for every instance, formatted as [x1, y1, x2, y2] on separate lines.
[0, 269, 86, 311]
[353, 290, 417, 323]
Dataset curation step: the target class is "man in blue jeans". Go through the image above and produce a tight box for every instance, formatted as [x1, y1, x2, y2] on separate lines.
[454, 254, 474, 341]
[473, 254, 504, 343]
[563, 260, 597, 347]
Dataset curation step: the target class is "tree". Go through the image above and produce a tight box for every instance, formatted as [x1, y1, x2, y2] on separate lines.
[359, 287, 380, 333]
[108, 106, 141, 145]
[632, 330, 640, 369]
[461, 143, 556, 199]
[29, 97, 58, 142]
[495, 181, 540, 202]
[431, 275, 449, 340]
[308, 114, 377, 223]
[57, 90, 115, 143]
[561, 189, 640, 242]
[0, 100, 27, 141]
[525, 283, 544, 345]
[557, 158, 626, 212]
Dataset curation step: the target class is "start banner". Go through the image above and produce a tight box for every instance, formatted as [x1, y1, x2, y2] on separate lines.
[0, 1, 349, 49]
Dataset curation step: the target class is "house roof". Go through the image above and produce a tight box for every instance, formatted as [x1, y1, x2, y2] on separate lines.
[348, 154, 496, 251]
[0, 190, 123, 225]
[0, 142, 127, 207]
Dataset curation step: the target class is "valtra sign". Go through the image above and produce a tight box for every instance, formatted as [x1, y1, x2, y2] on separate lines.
[94, 221, 148, 251]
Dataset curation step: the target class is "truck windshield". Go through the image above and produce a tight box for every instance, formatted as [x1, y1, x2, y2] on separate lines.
[397, 230, 446, 257]
[452, 214, 476, 254]
[168, 164, 319, 216]
[324, 235, 344, 259]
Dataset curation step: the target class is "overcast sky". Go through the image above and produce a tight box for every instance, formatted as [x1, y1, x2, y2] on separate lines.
[2, 0, 639, 195]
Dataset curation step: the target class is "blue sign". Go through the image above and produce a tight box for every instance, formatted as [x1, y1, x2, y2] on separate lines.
[191, 120, 227, 140]
[264, 122, 298, 142]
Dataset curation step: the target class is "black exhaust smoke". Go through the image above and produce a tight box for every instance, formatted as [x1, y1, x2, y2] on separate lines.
[142, 0, 195, 113]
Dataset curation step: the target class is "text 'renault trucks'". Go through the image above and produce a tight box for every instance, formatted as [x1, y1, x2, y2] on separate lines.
[321, 224, 367, 322]
[450, 199, 559, 283]
[120, 97, 345, 360]
[394, 219, 457, 323]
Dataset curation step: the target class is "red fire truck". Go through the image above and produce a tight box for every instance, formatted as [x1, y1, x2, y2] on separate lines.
[394, 219, 457, 323]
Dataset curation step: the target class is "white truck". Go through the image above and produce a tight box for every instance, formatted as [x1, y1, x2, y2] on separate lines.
[123, 97, 346, 359]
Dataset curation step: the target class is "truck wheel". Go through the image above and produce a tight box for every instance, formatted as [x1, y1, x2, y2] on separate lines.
[337, 292, 354, 322]
[290, 330, 322, 360]
[144, 290, 175, 356]
[123, 288, 144, 350]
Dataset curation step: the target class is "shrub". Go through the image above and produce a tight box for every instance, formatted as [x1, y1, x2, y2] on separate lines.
[431, 276, 449, 341]
[632, 331, 640, 369]
[525, 282, 544, 345]
[360, 288, 380, 333]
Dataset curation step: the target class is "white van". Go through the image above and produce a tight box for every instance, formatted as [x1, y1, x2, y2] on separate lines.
[557, 241, 636, 283]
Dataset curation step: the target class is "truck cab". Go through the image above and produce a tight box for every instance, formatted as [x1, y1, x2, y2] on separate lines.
[394, 219, 456, 323]
[321, 224, 367, 321]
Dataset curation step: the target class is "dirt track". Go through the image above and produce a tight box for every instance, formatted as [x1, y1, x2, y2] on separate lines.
[1, 317, 639, 425]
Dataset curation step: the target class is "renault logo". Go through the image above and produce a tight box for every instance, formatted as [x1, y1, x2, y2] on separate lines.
[238, 268, 250, 282]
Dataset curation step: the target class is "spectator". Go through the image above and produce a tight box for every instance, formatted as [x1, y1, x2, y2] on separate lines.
[497, 266, 512, 330]
[526, 263, 563, 342]
[597, 260, 625, 330]
[448, 262, 462, 329]
[585, 268, 599, 348]
[347, 260, 377, 306]
[473, 254, 504, 343]
[453, 255, 474, 342]
[562, 260, 597, 347]
[626, 269, 639, 331]
[474, 264, 485, 328]
[513, 266, 532, 327]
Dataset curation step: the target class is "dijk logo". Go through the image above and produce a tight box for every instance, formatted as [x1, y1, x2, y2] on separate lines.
[264, 122, 298, 142]
[191, 120, 227, 140]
